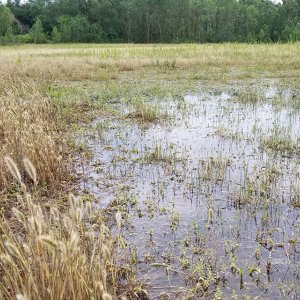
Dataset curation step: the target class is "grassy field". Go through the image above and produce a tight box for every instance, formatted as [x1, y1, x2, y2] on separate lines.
[0, 43, 299, 299]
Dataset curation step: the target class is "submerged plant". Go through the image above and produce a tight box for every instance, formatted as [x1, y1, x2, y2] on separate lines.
[261, 126, 300, 156]
[126, 98, 164, 123]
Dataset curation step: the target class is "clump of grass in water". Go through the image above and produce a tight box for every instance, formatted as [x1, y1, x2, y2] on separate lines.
[141, 143, 179, 164]
[291, 96, 300, 110]
[142, 144, 164, 162]
[126, 98, 167, 123]
[234, 90, 264, 104]
[0, 157, 114, 300]
[260, 126, 300, 156]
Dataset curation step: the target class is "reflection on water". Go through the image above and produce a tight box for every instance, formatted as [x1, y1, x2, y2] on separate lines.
[78, 84, 300, 299]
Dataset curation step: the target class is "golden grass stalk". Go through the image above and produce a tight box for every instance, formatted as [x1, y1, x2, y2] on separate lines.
[0, 80, 70, 196]
[0, 181, 114, 300]
[23, 158, 37, 185]
[4, 156, 22, 184]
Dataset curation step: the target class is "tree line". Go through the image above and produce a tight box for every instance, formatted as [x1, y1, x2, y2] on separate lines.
[0, 0, 300, 44]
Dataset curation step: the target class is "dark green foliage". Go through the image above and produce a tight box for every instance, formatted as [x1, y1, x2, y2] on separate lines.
[30, 17, 45, 43]
[57, 15, 102, 42]
[51, 26, 61, 43]
[2, 0, 300, 43]
[0, 5, 13, 37]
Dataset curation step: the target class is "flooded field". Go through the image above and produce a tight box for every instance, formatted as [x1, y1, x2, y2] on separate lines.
[1, 44, 299, 300]
[77, 81, 300, 299]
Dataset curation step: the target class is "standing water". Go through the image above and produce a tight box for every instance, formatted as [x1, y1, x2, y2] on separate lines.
[78, 83, 300, 299]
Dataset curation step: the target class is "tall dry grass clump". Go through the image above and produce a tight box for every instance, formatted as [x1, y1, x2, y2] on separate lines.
[0, 80, 70, 193]
[0, 158, 114, 300]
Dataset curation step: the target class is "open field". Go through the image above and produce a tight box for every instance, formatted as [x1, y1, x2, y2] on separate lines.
[0, 43, 299, 299]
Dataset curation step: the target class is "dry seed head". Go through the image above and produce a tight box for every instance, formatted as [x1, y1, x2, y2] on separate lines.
[28, 216, 42, 236]
[102, 292, 112, 300]
[35, 204, 44, 221]
[69, 193, 77, 207]
[100, 224, 110, 239]
[23, 158, 37, 185]
[75, 207, 82, 223]
[77, 255, 87, 267]
[4, 242, 22, 260]
[4, 156, 22, 183]
[50, 207, 60, 220]
[22, 243, 30, 254]
[16, 294, 29, 300]
[70, 231, 80, 249]
[85, 231, 95, 241]
[86, 201, 92, 218]
[12, 208, 26, 225]
[25, 193, 33, 207]
[63, 217, 73, 232]
[21, 182, 27, 193]
[116, 211, 122, 228]
[97, 282, 104, 293]
[59, 242, 67, 258]
[208, 208, 214, 224]
[78, 197, 83, 210]
[0, 254, 13, 266]
[102, 225, 110, 235]
[38, 235, 58, 249]
[16, 195, 23, 204]
[102, 245, 111, 261]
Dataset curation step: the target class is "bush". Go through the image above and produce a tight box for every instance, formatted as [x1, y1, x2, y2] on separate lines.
[13, 34, 33, 44]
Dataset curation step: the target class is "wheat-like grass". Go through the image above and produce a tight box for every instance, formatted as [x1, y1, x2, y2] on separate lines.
[0, 80, 70, 193]
[0, 161, 114, 300]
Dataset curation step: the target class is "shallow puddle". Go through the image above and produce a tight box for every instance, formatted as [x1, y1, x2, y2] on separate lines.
[78, 82, 300, 299]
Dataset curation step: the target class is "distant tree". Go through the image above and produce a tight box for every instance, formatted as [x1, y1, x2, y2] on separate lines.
[30, 17, 45, 43]
[51, 25, 61, 42]
[2, 0, 300, 43]
[281, 21, 300, 41]
[58, 15, 102, 43]
[0, 5, 13, 36]
[258, 25, 271, 43]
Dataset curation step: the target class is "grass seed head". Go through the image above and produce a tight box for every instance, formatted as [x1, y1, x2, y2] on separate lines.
[4, 156, 22, 184]
[23, 158, 37, 185]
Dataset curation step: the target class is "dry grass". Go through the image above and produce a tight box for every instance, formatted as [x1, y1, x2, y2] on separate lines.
[0, 80, 70, 194]
[0, 43, 299, 83]
[0, 159, 114, 300]
[0, 45, 119, 300]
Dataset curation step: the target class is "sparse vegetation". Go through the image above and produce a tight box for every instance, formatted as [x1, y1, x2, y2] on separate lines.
[126, 98, 164, 123]
[261, 126, 300, 156]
